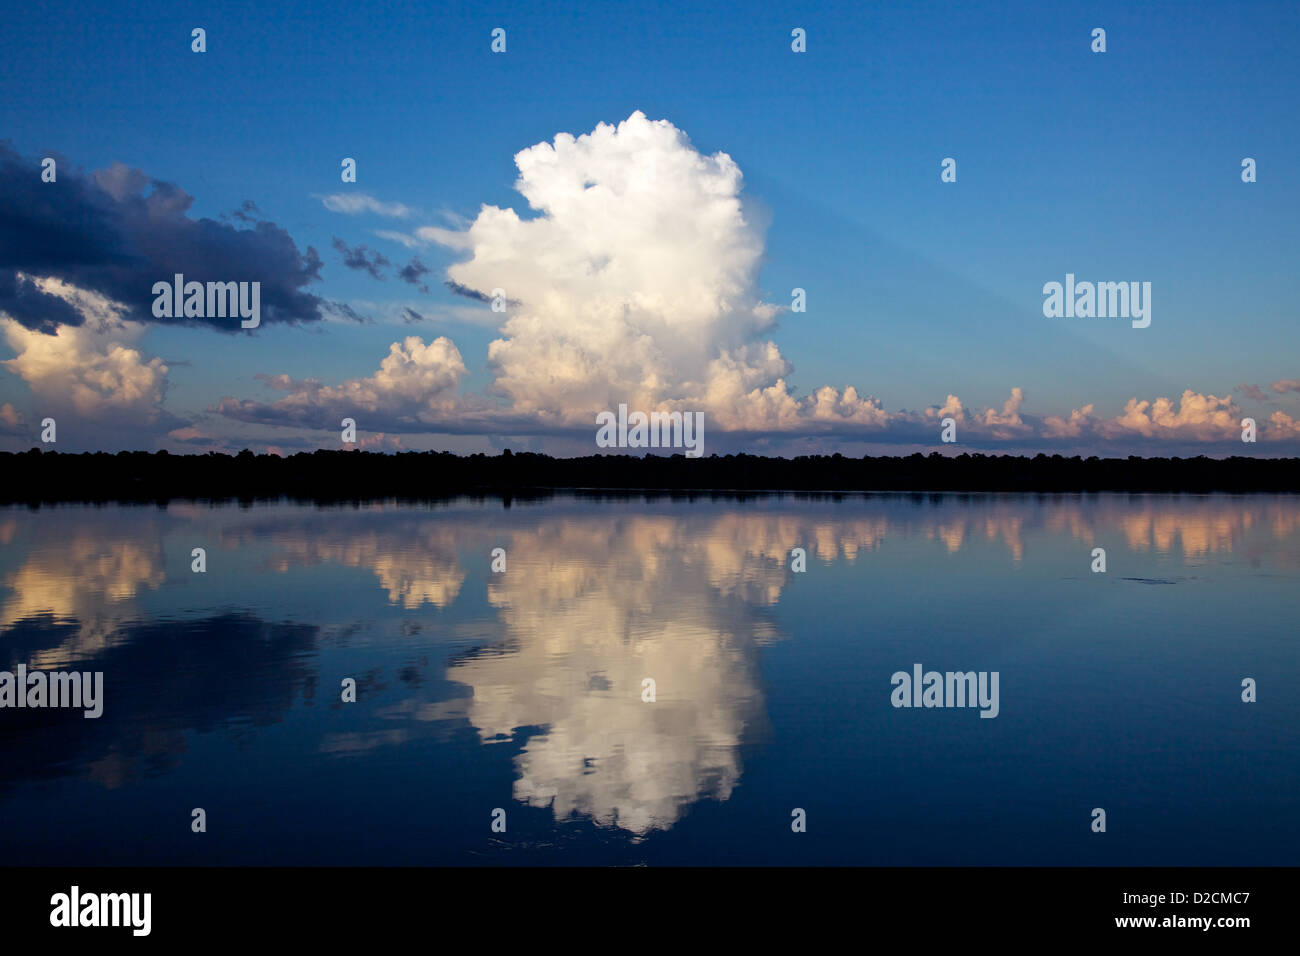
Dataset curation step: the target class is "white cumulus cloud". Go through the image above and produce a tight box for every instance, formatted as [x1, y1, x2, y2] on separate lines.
[1, 276, 169, 425]
[318, 193, 412, 218]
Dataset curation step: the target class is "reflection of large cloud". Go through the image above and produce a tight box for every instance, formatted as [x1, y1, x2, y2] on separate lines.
[447, 516, 779, 835]
[441, 496, 1300, 835]
[206, 498, 1300, 836]
[5, 497, 1297, 824]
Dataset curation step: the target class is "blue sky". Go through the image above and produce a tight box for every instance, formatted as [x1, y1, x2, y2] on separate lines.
[1, 0, 1297, 454]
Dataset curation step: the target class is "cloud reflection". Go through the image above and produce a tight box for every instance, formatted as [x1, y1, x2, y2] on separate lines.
[0, 494, 1297, 837]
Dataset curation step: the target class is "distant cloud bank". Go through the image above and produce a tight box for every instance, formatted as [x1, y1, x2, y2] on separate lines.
[1, 121, 1297, 453]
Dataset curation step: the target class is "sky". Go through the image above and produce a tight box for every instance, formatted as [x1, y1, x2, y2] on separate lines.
[1, 0, 1297, 456]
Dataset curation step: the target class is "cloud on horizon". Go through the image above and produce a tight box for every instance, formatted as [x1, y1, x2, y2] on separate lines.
[214, 113, 1298, 450]
[3, 118, 1297, 454]
[1, 277, 186, 444]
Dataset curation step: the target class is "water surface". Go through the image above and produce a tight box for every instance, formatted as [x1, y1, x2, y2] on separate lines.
[1, 494, 1296, 865]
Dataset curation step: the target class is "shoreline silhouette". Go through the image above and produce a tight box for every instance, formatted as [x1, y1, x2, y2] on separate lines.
[1, 448, 1296, 503]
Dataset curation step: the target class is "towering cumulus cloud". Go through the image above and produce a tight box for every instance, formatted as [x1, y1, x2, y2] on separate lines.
[435, 111, 854, 429]
[218, 112, 1297, 449]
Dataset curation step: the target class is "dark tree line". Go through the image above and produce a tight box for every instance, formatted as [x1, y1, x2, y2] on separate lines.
[1, 448, 1297, 504]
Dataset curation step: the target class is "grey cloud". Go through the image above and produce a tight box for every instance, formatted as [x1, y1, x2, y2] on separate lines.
[332, 237, 391, 279]
[398, 257, 431, 292]
[0, 144, 326, 333]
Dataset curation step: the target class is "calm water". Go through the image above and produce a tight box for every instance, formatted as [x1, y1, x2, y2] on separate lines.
[1, 494, 1296, 866]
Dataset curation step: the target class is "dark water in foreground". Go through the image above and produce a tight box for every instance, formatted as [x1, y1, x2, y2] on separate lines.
[0, 494, 1296, 866]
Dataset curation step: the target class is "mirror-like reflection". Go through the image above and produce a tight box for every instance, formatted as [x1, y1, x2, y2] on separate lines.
[455, 518, 773, 836]
[1, 494, 1297, 864]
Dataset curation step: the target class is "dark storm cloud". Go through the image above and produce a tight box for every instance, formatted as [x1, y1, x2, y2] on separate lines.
[0, 144, 326, 333]
[444, 280, 493, 304]
[398, 256, 431, 292]
[331, 237, 390, 279]
[0, 272, 83, 331]
[444, 280, 519, 307]
[321, 301, 370, 324]
[230, 200, 263, 223]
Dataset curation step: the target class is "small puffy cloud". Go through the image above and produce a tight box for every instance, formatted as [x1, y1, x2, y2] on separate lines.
[1268, 410, 1300, 437]
[167, 425, 218, 446]
[372, 230, 424, 249]
[332, 237, 390, 279]
[925, 394, 965, 422]
[318, 193, 411, 218]
[1042, 404, 1098, 438]
[1270, 378, 1300, 395]
[413, 225, 472, 250]
[979, 386, 1030, 437]
[1237, 383, 1269, 403]
[806, 386, 891, 427]
[1106, 390, 1239, 440]
[1042, 391, 1249, 444]
[217, 336, 468, 431]
[0, 402, 24, 435]
[357, 432, 405, 450]
[397, 257, 431, 292]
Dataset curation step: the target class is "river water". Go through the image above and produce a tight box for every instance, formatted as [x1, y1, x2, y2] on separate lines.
[1, 493, 1295, 865]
